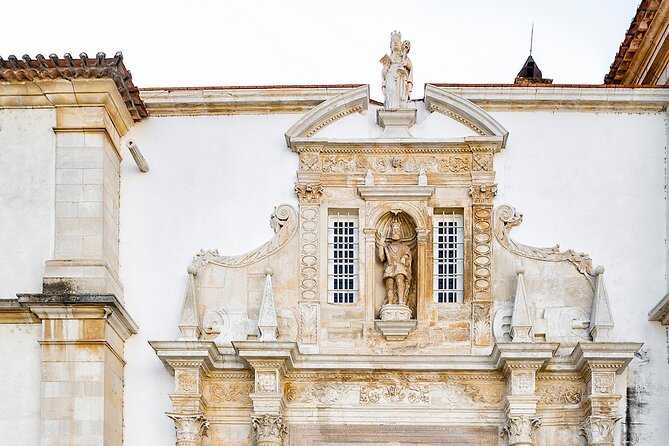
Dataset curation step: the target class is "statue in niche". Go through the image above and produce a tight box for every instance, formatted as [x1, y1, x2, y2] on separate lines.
[380, 30, 413, 109]
[377, 213, 415, 321]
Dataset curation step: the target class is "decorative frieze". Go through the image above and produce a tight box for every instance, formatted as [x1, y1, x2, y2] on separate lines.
[167, 412, 209, 446]
[536, 381, 583, 406]
[359, 383, 430, 405]
[209, 382, 253, 405]
[320, 154, 474, 174]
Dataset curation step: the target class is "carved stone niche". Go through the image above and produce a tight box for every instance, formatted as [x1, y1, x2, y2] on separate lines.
[373, 210, 419, 340]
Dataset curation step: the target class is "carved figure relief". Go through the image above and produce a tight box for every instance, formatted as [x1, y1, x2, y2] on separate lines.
[536, 381, 583, 405]
[380, 31, 413, 109]
[378, 217, 413, 306]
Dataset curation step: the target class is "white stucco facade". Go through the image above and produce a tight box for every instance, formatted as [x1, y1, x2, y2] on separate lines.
[114, 101, 669, 445]
[2, 65, 669, 445]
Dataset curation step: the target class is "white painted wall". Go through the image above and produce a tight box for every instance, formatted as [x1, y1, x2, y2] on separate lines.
[0, 323, 42, 446]
[0, 108, 55, 296]
[118, 107, 669, 445]
[493, 110, 669, 444]
[120, 114, 300, 445]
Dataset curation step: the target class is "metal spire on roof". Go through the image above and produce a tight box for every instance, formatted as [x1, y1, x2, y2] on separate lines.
[530, 22, 534, 56]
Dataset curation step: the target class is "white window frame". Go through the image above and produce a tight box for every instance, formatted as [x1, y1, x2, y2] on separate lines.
[433, 210, 465, 303]
[327, 210, 359, 304]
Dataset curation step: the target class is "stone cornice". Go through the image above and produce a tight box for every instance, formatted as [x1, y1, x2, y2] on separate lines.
[149, 340, 641, 376]
[0, 52, 146, 121]
[285, 85, 369, 148]
[424, 84, 509, 148]
[0, 78, 136, 135]
[140, 85, 364, 116]
[429, 84, 669, 112]
[649, 292, 669, 324]
[290, 136, 504, 154]
[0, 299, 40, 324]
[16, 293, 138, 341]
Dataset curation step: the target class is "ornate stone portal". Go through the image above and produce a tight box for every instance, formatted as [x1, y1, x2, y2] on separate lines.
[151, 34, 640, 446]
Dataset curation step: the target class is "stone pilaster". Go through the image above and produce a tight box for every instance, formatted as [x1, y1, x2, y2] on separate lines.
[572, 343, 640, 446]
[469, 183, 497, 347]
[295, 181, 322, 353]
[497, 343, 556, 446]
[17, 294, 137, 446]
[234, 341, 296, 446]
[581, 364, 622, 446]
[43, 107, 125, 300]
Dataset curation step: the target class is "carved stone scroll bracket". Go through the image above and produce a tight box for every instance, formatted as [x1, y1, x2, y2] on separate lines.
[502, 415, 541, 446]
[190, 204, 297, 271]
[494, 204, 594, 279]
[166, 412, 209, 446]
[252, 413, 287, 446]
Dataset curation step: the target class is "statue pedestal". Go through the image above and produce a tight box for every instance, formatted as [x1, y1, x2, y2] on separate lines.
[377, 109, 416, 138]
[375, 304, 416, 341]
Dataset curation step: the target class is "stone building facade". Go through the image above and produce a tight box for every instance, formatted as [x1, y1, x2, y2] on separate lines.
[3, 7, 669, 446]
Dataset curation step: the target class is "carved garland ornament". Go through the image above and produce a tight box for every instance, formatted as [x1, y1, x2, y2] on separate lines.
[191, 204, 297, 270]
[209, 382, 253, 404]
[321, 154, 472, 174]
[359, 383, 430, 405]
[494, 205, 594, 276]
[536, 382, 583, 405]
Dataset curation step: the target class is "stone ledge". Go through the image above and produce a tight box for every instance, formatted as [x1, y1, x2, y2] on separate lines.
[649, 292, 669, 324]
[16, 293, 138, 340]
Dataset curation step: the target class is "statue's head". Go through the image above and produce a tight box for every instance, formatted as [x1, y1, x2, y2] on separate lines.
[390, 31, 402, 53]
[390, 219, 402, 241]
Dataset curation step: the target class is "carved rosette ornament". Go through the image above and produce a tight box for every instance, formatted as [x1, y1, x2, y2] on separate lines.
[580, 415, 620, 446]
[167, 412, 209, 446]
[469, 184, 496, 346]
[252, 413, 287, 446]
[502, 415, 541, 446]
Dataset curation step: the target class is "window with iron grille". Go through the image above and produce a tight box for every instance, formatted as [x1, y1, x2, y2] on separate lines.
[433, 210, 464, 303]
[327, 211, 359, 304]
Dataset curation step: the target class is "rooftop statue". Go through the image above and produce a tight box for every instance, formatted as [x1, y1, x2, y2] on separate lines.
[380, 31, 413, 109]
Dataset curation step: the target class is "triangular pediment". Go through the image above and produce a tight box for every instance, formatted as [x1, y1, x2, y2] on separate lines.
[284, 84, 508, 149]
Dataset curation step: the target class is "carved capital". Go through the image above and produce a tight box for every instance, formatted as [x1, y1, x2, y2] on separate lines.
[469, 183, 497, 205]
[580, 415, 621, 446]
[252, 413, 287, 446]
[503, 415, 541, 446]
[295, 182, 323, 204]
[166, 412, 209, 446]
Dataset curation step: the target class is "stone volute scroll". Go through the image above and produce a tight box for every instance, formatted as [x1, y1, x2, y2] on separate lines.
[378, 30, 416, 137]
